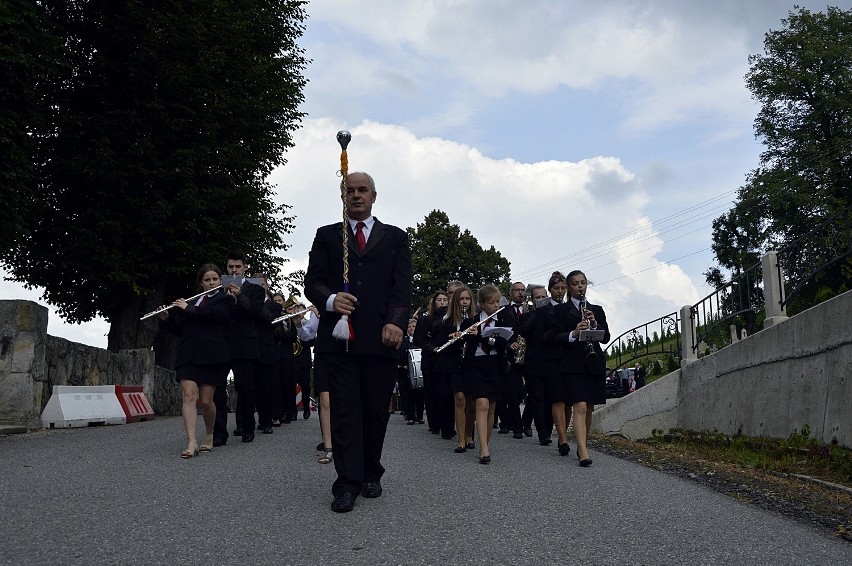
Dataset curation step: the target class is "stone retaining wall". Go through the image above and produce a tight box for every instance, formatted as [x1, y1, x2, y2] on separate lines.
[0, 300, 181, 429]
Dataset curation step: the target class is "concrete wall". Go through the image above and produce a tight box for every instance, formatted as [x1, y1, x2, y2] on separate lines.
[0, 300, 181, 430]
[594, 290, 852, 448]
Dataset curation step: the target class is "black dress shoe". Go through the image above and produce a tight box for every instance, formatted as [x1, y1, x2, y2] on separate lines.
[417, 420, 424, 424]
[233, 428, 244, 436]
[361, 482, 382, 498]
[282, 416, 291, 424]
[331, 492, 356, 513]
[579, 458, 593, 467]
[540, 438, 553, 446]
[261, 427, 273, 434]
[512, 432, 524, 439]
[212, 437, 227, 447]
[454, 446, 467, 453]
[407, 420, 415, 425]
[498, 427, 509, 434]
[524, 428, 533, 437]
[241, 433, 254, 443]
[479, 455, 491, 465]
[558, 443, 571, 456]
[303, 410, 311, 420]
[466, 441, 475, 450]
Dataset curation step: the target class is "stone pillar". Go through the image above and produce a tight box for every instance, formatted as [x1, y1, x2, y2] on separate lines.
[680, 305, 697, 367]
[762, 251, 788, 328]
[0, 300, 49, 431]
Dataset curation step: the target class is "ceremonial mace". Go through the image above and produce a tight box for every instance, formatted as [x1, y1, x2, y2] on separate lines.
[331, 130, 354, 346]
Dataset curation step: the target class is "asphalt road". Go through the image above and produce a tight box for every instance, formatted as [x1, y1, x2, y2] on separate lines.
[1, 411, 849, 565]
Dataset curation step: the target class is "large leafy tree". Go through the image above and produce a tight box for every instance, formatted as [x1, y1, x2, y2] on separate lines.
[708, 6, 852, 307]
[0, 1, 60, 251]
[407, 210, 511, 310]
[1, 0, 308, 352]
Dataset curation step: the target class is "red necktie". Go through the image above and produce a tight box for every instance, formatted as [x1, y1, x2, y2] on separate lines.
[515, 305, 522, 319]
[355, 221, 366, 253]
[199, 295, 210, 307]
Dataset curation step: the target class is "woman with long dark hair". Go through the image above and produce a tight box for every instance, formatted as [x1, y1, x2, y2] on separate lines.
[549, 270, 609, 466]
[160, 263, 236, 458]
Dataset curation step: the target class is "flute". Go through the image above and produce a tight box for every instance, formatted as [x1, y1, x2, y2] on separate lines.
[271, 308, 309, 325]
[139, 285, 223, 320]
[434, 306, 505, 353]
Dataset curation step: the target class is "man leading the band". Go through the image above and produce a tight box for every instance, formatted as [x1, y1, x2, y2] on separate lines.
[304, 171, 412, 513]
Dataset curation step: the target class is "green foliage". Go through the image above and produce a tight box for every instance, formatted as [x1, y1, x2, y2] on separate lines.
[1, 1, 308, 350]
[646, 427, 852, 485]
[708, 6, 852, 301]
[0, 0, 62, 250]
[407, 210, 511, 309]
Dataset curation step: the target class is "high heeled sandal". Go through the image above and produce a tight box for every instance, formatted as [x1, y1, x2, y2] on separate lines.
[318, 450, 333, 464]
[181, 444, 199, 459]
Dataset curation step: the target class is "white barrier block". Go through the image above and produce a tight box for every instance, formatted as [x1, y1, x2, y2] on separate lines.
[40, 385, 127, 428]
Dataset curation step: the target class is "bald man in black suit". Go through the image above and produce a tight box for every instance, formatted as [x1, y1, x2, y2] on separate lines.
[305, 171, 412, 513]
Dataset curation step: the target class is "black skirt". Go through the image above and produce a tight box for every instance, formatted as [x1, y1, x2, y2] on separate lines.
[464, 355, 501, 401]
[312, 355, 328, 393]
[566, 372, 606, 406]
[175, 363, 228, 387]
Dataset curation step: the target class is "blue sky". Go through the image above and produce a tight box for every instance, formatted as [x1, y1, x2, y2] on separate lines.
[3, 0, 833, 347]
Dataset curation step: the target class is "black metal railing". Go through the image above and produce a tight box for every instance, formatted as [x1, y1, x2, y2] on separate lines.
[776, 205, 852, 310]
[690, 262, 764, 354]
[604, 311, 681, 370]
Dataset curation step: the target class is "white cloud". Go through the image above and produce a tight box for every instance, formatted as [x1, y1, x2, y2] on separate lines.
[270, 117, 702, 337]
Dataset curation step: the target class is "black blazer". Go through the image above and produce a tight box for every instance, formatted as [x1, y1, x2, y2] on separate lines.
[225, 280, 265, 361]
[304, 218, 412, 358]
[548, 300, 610, 377]
[460, 308, 515, 371]
[160, 290, 236, 367]
[256, 299, 282, 365]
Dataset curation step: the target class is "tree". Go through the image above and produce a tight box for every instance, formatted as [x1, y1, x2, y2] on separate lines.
[407, 210, 511, 309]
[1, 1, 308, 354]
[708, 6, 852, 304]
[0, 1, 60, 250]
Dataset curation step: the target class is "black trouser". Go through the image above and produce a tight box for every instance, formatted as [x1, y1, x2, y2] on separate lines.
[295, 365, 312, 415]
[322, 353, 397, 497]
[431, 367, 456, 437]
[397, 366, 411, 419]
[521, 372, 553, 440]
[497, 365, 523, 433]
[271, 360, 287, 421]
[214, 359, 256, 439]
[255, 361, 275, 428]
[408, 387, 425, 421]
[281, 362, 297, 420]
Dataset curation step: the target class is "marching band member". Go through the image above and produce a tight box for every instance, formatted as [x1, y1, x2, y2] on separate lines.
[253, 274, 282, 435]
[415, 291, 449, 435]
[461, 284, 514, 464]
[437, 285, 476, 453]
[549, 270, 610, 466]
[518, 284, 555, 445]
[159, 263, 236, 458]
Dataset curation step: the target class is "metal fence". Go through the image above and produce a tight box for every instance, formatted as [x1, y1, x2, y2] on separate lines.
[690, 262, 764, 354]
[604, 311, 681, 369]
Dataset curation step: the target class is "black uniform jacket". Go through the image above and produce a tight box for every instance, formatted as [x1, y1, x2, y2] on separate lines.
[304, 218, 412, 358]
[460, 308, 515, 371]
[161, 290, 236, 367]
[547, 301, 610, 377]
[256, 299, 283, 365]
[225, 280, 266, 361]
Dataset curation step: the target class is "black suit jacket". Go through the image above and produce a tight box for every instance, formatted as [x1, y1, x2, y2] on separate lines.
[225, 280, 265, 361]
[460, 308, 515, 371]
[256, 299, 282, 365]
[160, 291, 236, 367]
[548, 300, 610, 376]
[304, 217, 412, 358]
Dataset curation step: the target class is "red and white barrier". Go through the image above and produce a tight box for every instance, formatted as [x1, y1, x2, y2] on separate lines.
[115, 385, 156, 423]
[40, 385, 155, 428]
